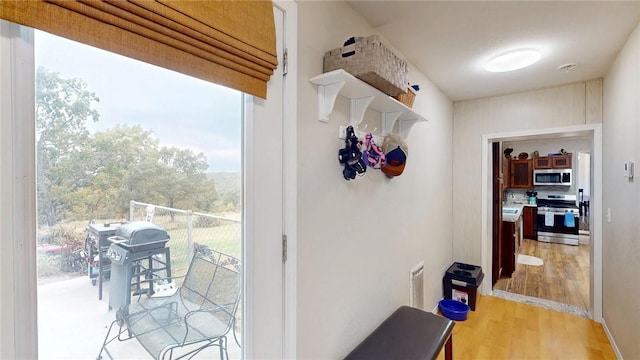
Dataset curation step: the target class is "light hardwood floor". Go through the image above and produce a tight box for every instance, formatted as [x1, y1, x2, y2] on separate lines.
[494, 238, 590, 310]
[437, 295, 616, 360]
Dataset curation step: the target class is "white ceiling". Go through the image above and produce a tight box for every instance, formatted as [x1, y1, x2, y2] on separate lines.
[346, 1, 640, 102]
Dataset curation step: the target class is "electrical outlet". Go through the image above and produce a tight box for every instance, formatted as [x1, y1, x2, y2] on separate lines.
[338, 125, 348, 139]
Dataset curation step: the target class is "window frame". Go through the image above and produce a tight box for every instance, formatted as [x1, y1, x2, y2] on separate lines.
[1, 3, 298, 355]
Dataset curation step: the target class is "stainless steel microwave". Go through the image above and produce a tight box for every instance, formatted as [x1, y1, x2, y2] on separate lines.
[533, 169, 572, 186]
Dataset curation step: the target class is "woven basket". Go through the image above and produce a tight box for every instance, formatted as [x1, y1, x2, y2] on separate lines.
[323, 35, 408, 97]
[394, 87, 416, 108]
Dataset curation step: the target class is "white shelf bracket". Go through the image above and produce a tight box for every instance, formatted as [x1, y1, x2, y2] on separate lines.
[398, 119, 420, 139]
[310, 70, 427, 139]
[381, 111, 403, 135]
[350, 96, 374, 126]
[317, 81, 345, 122]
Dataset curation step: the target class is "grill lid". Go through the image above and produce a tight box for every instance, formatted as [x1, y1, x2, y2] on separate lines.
[110, 221, 169, 246]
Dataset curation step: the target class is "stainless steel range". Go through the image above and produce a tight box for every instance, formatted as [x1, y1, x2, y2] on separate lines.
[536, 193, 579, 246]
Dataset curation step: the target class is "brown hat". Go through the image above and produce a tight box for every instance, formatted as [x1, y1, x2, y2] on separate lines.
[381, 134, 408, 177]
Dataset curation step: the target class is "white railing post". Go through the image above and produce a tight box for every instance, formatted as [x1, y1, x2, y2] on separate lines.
[186, 210, 193, 260]
[129, 200, 136, 221]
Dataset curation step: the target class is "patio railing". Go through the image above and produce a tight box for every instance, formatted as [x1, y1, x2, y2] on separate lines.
[129, 200, 241, 279]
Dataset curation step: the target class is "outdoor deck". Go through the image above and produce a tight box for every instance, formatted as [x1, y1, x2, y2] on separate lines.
[38, 275, 241, 360]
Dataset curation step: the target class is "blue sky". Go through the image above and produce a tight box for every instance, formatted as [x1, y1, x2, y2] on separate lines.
[34, 30, 242, 172]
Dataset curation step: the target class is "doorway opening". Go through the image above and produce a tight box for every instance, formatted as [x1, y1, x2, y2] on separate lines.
[481, 125, 602, 321]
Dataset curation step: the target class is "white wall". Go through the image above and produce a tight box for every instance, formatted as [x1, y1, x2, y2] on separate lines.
[452, 80, 602, 265]
[296, 2, 454, 358]
[602, 21, 640, 358]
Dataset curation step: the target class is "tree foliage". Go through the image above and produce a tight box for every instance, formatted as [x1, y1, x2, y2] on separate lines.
[36, 67, 226, 226]
[36, 67, 100, 226]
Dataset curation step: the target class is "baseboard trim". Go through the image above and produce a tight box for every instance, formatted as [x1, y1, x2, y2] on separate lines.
[431, 298, 442, 314]
[601, 318, 623, 360]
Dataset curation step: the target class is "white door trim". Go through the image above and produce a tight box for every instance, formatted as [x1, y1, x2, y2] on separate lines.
[480, 124, 603, 321]
[274, 1, 298, 358]
[0, 20, 38, 359]
[244, 2, 297, 357]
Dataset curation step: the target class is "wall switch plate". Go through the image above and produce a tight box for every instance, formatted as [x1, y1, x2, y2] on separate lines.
[607, 208, 611, 223]
[624, 161, 634, 178]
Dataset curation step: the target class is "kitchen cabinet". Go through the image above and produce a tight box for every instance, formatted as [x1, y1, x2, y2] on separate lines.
[551, 154, 572, 169]
[523, 206, 537, 240]
[502, 217, 522, 278]
[533, 156, 551, 169]
[510, 159, 533, 188]
[533, 154, 572, 169]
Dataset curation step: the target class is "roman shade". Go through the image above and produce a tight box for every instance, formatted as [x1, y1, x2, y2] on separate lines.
[0, 0, 278, 99]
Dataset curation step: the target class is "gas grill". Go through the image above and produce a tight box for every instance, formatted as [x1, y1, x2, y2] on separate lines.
[106, 221, 171, 312]
[85, 221, 126, 300]
[107, 221, 170, 262]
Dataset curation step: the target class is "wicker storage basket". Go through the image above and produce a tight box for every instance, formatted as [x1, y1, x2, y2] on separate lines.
[394, 87, 416, 108]
[323, 35, 408, 97]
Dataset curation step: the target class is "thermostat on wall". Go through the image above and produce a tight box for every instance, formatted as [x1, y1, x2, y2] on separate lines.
[624, 161, 634, 178]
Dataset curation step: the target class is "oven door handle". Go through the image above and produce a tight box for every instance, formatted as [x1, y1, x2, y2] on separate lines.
[541, 211, 578, 216]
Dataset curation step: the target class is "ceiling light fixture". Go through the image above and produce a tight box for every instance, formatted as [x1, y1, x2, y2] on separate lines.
[485, 48, 541, 72]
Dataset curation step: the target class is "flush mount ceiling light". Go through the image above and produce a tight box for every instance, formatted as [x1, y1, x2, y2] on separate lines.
[485, 48, 542, 72]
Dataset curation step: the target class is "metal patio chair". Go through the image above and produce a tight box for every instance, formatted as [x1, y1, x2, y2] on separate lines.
[97, 244, 241, 360]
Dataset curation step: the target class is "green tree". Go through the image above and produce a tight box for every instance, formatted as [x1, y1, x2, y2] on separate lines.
[36, 67, 99, 226]
[156, 147, 219, 215]
[68, 127, 220, 220]
[69, 124, 162, 219]
[36, 68, 222, 223]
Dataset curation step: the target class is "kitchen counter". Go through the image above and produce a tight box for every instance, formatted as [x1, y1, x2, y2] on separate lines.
[502, 202, 537, 222]
[502, 206, 522, 222]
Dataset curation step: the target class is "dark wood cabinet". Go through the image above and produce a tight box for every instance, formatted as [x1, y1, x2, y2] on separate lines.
[502, 218, 521, 278]
[510, 159, 533, 188]
[533, 156, 551, 169]
[533, 154, 572, 169]
[551, 154, 572, 169]
[522, 206, 537, 240]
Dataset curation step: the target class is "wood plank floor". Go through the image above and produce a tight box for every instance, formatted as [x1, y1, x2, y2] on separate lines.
[494, 238, 590, 310]
[437, 295, 616, 360]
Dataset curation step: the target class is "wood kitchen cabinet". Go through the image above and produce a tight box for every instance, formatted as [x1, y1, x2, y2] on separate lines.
[533, 154, 572, 169]
[533, 156, 551, 169]
[551, 154, 572, 169]
[502, 217, 522, 278]
[522, 206, 537, 240]
[510, 159, 533, 188]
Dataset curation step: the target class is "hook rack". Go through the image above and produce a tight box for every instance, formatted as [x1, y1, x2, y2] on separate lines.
[339, 125, 383, 145]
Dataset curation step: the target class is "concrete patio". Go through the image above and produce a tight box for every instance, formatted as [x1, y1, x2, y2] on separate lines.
[37, 275, 241, 360]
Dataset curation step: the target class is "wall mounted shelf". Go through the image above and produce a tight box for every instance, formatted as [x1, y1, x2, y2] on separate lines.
[309, 69, 427, 139]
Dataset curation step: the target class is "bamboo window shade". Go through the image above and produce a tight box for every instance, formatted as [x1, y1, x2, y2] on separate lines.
[0, 0, 278, 99]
